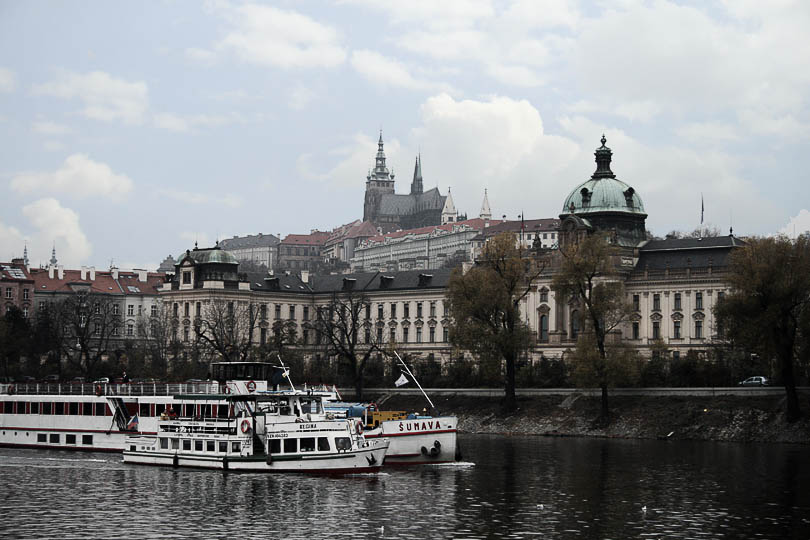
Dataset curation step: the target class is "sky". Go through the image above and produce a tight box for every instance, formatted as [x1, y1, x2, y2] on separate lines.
[1, 0, 809, 270]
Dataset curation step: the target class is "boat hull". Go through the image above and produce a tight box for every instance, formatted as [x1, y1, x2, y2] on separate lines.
[364, 416, 458, 464]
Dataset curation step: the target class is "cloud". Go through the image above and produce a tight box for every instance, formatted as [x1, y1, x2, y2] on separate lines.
[32, 70, 148, 124]
[288, 84, 316, 110]
[0, 67, 17, 92]
[780, 209, 810, 238]
[158, 188, 243, 208]
[215, 4, 346, 68]
[351, 50, 451, 91]
[10, 154, 134, 201]
[152, 112, 249, 133]
[297, 132, 402, 189]
[184, 47, 217, 64]
[32, 120, 73, 135]
[0, 199, 92, 267]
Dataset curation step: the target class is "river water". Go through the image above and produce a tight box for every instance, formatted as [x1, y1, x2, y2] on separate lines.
[0, 435, 806, 539]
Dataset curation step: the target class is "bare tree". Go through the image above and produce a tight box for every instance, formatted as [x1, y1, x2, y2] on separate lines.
[135, 301, 180, 378]
[194, 298, 260, 363]
[57, 291, 123, 378]
[305, 288, 383, 399]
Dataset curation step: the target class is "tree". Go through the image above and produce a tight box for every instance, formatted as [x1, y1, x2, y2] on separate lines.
[715, 235, 810, 421]
[552, 233, 633, 420]
[194, 298, 260, 363]
[0, 306, 30, 379]
[135, 302, 179, 379]
[305, 288, 383, 399]
[56, 291, 124, 379]
[446, 232, 547, 411]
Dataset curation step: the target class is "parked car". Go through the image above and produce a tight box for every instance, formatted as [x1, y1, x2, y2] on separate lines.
[43, 374, 60, 383]
[93, 377, 110, 384]
[739, 376, 770, 386]
[70, 376, 86, 384]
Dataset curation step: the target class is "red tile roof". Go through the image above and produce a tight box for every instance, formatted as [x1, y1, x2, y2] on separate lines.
[30, 268, 164, 295]
[281, 231, 331, 246]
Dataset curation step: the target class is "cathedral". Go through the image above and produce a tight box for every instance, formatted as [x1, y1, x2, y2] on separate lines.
[362, 132, 454, 233]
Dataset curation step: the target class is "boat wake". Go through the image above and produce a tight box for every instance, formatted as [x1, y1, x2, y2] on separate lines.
[425, 461, 476, 468]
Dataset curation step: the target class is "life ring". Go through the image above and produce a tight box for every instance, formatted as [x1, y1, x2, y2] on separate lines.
[355, 420, 363, 434]
[241, 419, 251, 433]
[368, 402, 378, 412]
[246, 380, 256, 393]
[7, 385, 14, 395]
[95, 385, 103, 397]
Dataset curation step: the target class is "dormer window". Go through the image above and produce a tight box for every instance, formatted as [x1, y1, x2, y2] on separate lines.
[182, 271, 191, 285]
[580, 188, 591, 208]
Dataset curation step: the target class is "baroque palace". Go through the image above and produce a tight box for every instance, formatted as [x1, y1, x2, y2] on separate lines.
[158, 136, 741, 366]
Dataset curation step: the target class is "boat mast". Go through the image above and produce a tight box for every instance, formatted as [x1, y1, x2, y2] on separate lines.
[393, 351, 435, 410]
[276, 355, 296, 392]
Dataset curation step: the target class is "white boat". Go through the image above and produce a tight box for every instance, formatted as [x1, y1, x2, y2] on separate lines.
[123, 390, 388, 473]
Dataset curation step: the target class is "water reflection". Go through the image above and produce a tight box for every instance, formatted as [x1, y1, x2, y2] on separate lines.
[0, 436, 807, 539]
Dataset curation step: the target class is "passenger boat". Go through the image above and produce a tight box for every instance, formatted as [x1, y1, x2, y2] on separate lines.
[0, 363, 285, 452]
[123, 389, 389, 473]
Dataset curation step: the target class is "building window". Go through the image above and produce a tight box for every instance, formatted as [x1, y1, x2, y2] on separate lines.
[403, 303, 410, 319]
[674, 293, 682, 311]
[289, 305, 295, 319]
[417, 302, 423, 318]
[540, 289, 549, 303]
[653, 294, 660, 311]
[364, 328, 371, 343]
[652, 321, 660, 339]
[182, 271, 191, 284]
[539, 315, 548, 341]
[673, 351, 680, 361]
[390, 327, 396, 342]
[403, 327, 409, 343]
[377, 304, 384, 319]
[183, 326, 189, 342]
[377, 328, 383, 342]
[416, 327, 422, 343]
[695, 320, 703, 339]
[302, 306, 309, 321]
[390, 303, 397, 319]
[127, 323, 134, 336]
[443, 302, 449, 317]
[275, 304, 281, 319]
[23, 289, 29, 300]
[112, 326, 120, 336]
[184, 303, 189, 317]
[632, 294, 639, 311]
[443, 327, 449, 342]
[695, 292, 703, 310]
[113, 304, 120, 315]
[673, 320, 681, 339]
[260, 328, 267, 345]
[22, 307, 29, 318]
[570, 310, 579, 340]
[151, 305, 158, 317]
[632, 321, 639, 340]
[430, 302, 436, 317]
[429, 326, 435, 343]
[4, 288, 11, 299]
[260, 304, 267, 319]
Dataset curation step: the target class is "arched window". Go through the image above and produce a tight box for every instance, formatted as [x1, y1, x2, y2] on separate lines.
[570, 310, 579, 340]
[539, 315, 548, 342]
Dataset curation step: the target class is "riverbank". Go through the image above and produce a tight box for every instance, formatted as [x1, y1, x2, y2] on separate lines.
[373, 392, 810, 444]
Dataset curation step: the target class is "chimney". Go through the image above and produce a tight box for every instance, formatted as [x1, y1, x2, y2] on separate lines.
[137, 269, 147, 282]
[89, 266, 95, 281]
[81, 266, 87, 280]
[111, 267, 119, 280]
[300, 270, 309, 283]
[48, 265, 54, 279]
[57, 265, 64, 280]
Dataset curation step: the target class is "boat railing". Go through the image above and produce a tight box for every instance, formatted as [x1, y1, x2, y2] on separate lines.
[0, 382, 223, 397]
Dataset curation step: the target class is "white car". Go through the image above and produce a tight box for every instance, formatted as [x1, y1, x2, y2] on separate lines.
[739, 376, 770, 386]
[93, 377, 110, 384]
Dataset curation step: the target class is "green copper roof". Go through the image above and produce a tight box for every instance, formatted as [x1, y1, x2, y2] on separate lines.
[561, 136, 646, 216]
[177, 246, 239, 265]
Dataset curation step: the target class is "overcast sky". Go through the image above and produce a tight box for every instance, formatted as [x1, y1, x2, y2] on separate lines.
[1, 1, 808, 270]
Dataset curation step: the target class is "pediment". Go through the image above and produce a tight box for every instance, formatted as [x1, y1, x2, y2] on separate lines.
[538, 304, 550, 314]
[671, 312, 684, 321]
[650, 312, 663, 322]
[692, 311, 705, 320]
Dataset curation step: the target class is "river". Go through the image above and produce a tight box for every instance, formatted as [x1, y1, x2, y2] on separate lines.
[0, 435, 806, 539]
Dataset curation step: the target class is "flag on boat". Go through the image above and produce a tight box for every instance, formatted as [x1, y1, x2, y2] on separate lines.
[395, 373, 409, 387]
[126, 414, 139, 431]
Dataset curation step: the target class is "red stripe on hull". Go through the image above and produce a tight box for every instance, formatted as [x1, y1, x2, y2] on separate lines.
[0, 426, 153, 435]
[0, 442, 121, 452]
[364, 429, 456, 438]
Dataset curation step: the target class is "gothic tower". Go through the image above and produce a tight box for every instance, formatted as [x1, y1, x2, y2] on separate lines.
[410, 154, 423, 195]
[363, 131, 396, 222]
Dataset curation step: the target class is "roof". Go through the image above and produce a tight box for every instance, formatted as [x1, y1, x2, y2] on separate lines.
[478, 218, 559, 239]
[30, 268, 164, 295]
[281, 231, 330, 246]
[0, 262, 33, 282]
[635, 236, 744, 271]
[325, 220, 379, 246]
[378, 187, 445, 216]
[243, 269, 452, 295]
[220, 233, 280, 250]
[177, 246, 239, 265]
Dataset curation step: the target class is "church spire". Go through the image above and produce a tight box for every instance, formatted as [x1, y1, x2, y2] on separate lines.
[23, 243, 29, 266]
[49, 243, 58, 266]
[479, 189, 492, 220]
[441, 187, 457, 224]
[374, 130, 389, 177]
[410, 153, 423, 194]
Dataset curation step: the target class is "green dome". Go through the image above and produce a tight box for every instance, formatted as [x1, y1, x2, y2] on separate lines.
[561, 136, 645, 216]
[177, 246, 239, 265]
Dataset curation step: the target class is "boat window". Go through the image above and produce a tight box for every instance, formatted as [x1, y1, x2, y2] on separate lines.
[82, 435, 93, 445]
[218, 441, 227, 453]
[194, 440, 203, 451]
[140, 403, 150, 417]
[69, 402, 79, 415]
[160, 438, 169, 449]
[182, 440, 191, 451]
[206, 441, 215, 452]
[317, 437, 330, 451]
[231, 441, 241, 453]
[269, 439, 281, 454]
[95, 403, 106, 416]
[155, 404, 165, 417]
[55, 402, 65, 415]
[42, 402, 52, 415]
[37, 434, 46, 443]
[300, 438, 315, 452]
[335, 437, 351, 451]
[171, 439, 179, 450]
[49, 434, 60, 444]
[82, 402, 93, 416]
[30, 402, 39, 414]
[283, 439, 297, 453]
[66, 434, 76, 445]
